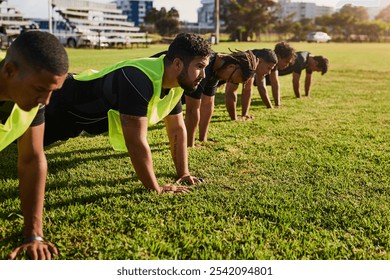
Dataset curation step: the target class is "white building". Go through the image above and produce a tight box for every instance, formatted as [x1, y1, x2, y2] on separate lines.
[197, 0, 226, 30]
[197, 0, 214, 28]
[49, 0, 150, 47]
[278, 0, 333, 22]
[0, 0, 36, 36]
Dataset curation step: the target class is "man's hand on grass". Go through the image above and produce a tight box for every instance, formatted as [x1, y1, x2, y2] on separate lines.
[8, 240, 58, 260]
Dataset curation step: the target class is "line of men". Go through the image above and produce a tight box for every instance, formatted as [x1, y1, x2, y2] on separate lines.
[226, 41, 329, 121]
[0, 31, 328, 259]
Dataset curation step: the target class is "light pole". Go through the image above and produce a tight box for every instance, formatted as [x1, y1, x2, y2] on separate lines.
[215, 0, 219, 44]
[48, 0, 53, 34]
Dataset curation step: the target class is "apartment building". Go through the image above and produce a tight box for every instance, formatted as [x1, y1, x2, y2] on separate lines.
[115, 0, 153, 27]
[278, 0, 333, 22]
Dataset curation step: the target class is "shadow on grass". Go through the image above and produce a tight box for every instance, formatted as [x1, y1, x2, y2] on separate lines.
[45, 177, 145, 206]
[0, 144, 18, 180]
[0, 135, 173, 196]
[46, 141, 168, 171]
[0, 176, 147, 226]
[0, 178, 148, 260]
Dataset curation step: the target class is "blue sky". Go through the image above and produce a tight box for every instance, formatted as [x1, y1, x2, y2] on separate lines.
[6, 0, 390, 22]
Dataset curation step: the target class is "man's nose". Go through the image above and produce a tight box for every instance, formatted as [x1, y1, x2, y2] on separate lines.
[200, 68, 206, 79]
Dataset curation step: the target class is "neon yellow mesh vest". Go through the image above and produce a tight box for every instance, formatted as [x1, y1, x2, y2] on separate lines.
[74, 55, 184, 152]
[0, 104, 40, 151]
[0, 52, 40, 151]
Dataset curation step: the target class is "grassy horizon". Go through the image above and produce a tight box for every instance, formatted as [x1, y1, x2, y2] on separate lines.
[1, 42, 389, 259]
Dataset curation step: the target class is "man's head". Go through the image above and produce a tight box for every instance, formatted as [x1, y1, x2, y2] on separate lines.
[166, 33, 212, 66]
[1, 31, 69, 111]
[166, 33, 212, 92]
[217, 50, 258, 85]
[254, 49, 278, 77]
[274, 41, 296, 70]
[312, 56, 329, 75]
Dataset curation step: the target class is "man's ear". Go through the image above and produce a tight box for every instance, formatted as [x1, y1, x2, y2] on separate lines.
[3, 61, 17, 78]
[173, 57, 184, 73]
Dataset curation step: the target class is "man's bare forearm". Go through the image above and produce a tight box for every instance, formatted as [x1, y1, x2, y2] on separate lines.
[165, 114, 190, 178]
[121, 114, 161, 192]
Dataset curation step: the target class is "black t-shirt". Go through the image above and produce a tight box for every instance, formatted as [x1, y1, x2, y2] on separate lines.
[0, 101, 45, 127]
[46, 66, 182, 119]
[278, 51, 311, 76]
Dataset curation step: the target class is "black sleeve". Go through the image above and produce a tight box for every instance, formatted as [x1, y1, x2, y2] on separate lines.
[30, 105, 45, 127]
[292, 53, 306, 75]
[117, 66, 182, 117]
[168, 100, 182, 115]
[117, 67, 154, 116]
[0, 102, 44, 127]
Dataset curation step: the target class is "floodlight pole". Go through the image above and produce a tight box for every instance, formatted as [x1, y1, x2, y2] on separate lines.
[215, 0, 220, 44]
[48, 0, 53, 33]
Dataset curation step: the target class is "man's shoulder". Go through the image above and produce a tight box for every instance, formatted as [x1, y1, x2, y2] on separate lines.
[290, 52, 309, 73]
[296, 52, 310, 65]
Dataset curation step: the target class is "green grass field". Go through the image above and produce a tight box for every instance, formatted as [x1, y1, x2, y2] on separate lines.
[1, 42, 389, 259]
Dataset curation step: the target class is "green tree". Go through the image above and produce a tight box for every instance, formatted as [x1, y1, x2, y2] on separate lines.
[221, 0, 277, 41]
[320, 10, 355, 40]
[144, 7, 160, 24]
[315, 15, 334, 27]
[355, 21, 390, 41]
[339, 4, 369, 22]
[144, 7, 179, 36]
[290, 18, 316, 41]
[273, 13, 295, 40]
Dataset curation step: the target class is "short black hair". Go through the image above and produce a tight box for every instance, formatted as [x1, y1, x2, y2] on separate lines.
[313, 56, 329, 75]
[274, 41, 296, 62]
[7, 31, 68, 75]
[166, 33, 212, 66]
[252, 49, 278, 64]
